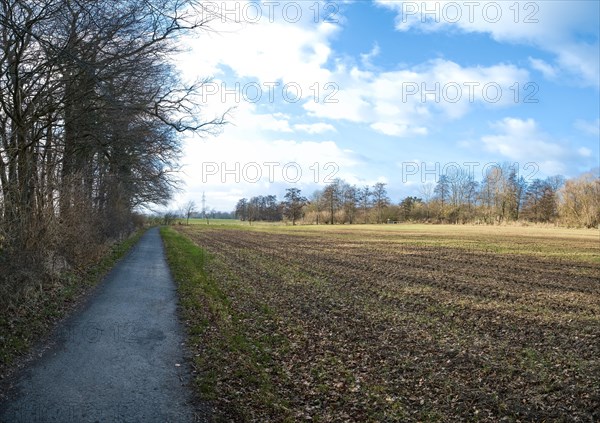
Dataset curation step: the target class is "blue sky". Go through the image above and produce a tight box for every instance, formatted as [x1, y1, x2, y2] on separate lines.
[174, 0, 599, 211]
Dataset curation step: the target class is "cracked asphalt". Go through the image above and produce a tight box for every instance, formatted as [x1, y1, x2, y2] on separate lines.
[0, 227, 201, 423]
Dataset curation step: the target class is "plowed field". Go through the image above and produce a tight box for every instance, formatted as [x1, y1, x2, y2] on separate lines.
[167, 224, 599, 422]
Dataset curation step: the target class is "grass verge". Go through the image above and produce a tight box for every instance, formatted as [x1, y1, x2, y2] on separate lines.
[160, 226, 290, 421]
[0, 228, 147, 380]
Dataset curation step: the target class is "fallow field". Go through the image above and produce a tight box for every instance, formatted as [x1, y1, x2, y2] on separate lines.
[161, 222, 599, 422]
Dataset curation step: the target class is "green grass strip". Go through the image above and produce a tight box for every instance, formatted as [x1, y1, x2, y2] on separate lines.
[160, 227, 291, 421]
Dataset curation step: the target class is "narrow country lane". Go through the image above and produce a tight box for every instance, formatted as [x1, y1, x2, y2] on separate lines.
[0, 227, 202, 423]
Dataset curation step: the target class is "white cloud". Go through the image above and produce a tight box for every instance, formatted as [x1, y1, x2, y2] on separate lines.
[376, 1, 600, 87]
[182, 3, 533, 139]
[306, 59, 530, 135]
[482, 118, 563, 160]
[575, 118, 600, 136]
[178, 5, 338, 96]
[177, 99, 362, 209]
[371, 122, 408, 136]
[370, 122, 428, 137]
[481, 117, 595, 175]
[361, 43, 381, 68]
[178, 132, 361, 209]
[171, 1, 597, 209]
[529, 57, 559, 79]
[293, 123, 337, 134]
[555, 43, 600, 87]
[237, 111, 293, 132]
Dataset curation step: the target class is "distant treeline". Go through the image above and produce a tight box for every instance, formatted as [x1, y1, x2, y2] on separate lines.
[194, 211, 236, 219]
[235, 165, 599, 228]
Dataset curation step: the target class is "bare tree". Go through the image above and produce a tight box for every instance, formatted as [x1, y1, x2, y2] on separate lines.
[559, 173, 600, 228]
[418, 183, 434, 220]
[283, 188, 307, 226]
[322, 180, 342, 224]
[357, 186, 372, 224]
[341, 184, 358, 224]
[183, 201, 197, 225]
[0, 0, 226, 293]
[372, 182, 390, 224]
[235, 198, 249, 221]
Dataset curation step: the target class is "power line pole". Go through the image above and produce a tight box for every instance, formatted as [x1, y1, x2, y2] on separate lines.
[201, 192, 209, 224]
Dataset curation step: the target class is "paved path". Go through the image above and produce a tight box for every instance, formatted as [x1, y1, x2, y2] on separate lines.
[0, 228, 200, 423]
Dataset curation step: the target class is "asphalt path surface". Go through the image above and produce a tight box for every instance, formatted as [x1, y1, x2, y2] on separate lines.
[0, 227, 201, 422]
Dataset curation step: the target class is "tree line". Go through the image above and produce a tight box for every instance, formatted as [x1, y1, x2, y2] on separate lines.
[235, 188, 308, 225]
[0, 1, 222, 295]
[235, 165, 599, 228]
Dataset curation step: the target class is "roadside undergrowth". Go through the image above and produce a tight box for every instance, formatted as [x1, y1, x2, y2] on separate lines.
[0, 228, 147, 382]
